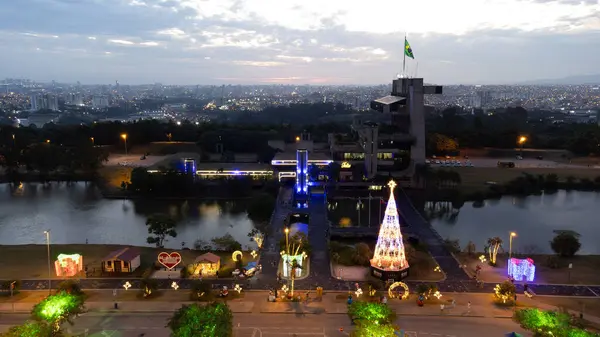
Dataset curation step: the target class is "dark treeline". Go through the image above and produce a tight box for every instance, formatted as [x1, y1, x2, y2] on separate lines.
[429, 106, 600, 155]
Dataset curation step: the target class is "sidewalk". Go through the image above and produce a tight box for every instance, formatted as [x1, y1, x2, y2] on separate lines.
[1, 290, 599, 325]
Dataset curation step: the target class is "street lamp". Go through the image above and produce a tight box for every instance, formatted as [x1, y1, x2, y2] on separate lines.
[518, 136, 527, 155]
[509, 232, 517, 258]
[90, 137, 94, 146]
[120, 133, 128, 155]
[284, 227, 290, 254]
[43, 230, 51, 294]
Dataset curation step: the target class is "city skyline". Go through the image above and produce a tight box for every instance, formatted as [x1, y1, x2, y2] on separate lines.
[1, 0, 599, 85]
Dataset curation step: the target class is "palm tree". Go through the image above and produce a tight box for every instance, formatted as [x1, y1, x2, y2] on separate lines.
[487, 237, 503, 264]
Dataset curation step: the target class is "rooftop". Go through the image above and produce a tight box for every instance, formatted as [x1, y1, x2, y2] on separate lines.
[272, 151, 332, 161]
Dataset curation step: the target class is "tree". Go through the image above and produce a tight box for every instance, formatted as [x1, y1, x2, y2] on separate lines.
[168, 302, 233, 337]
[146, 213, 177, 247]
[494, 280, 516, 304]
[428, 133, 459, 154]
[347, 301, 396, 325]
[550, 232, 581, 257]
[31, 291, 85, 333]
[487, 237, 503, 265]
[1, 320, 54, 337]
[211, 234, 242, 251]
[352, 243, 372, 266]
[247, 228, 265, 249]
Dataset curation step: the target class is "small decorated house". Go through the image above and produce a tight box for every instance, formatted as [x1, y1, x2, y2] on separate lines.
[192, 252, 221, 277]
[102, 247, 141, 273]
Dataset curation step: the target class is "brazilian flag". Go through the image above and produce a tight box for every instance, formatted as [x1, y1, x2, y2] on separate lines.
[404, 38, 414, 59]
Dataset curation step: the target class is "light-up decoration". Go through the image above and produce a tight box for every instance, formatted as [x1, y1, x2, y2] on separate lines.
[508, 258, 536, 282]
[295, 149, 308, 196]
[281, 285, 289, 293]
[250, 250, 258, 259]
[234, 284, 242, 294]
[433, 291, 442, 299]
[388, 282, 410, 300]
[271, 159, 333, 166]
[232, 251, 243, 262]
[341, 162, 352, 169]
[280, 251, 307, 278]
[370, 180, 409, 278]
[252, 233, 264, 249]
[171, 281, 179, 290]
[479, 255, 487, 263]
[157, 252, 182, 270]
[54, 254, 83, 277]
[355, 288, 363, 297]
[433, 266, 442, 273]
[123, 281, 131, 290]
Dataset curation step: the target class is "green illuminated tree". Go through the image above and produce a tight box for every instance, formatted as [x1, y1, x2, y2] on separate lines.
[168, 302, 233, 337]
[31, 291, 85, 333]
[347, 301, 396, 325]
[352, 322, 396, 337]
[0, 320, 54, 337]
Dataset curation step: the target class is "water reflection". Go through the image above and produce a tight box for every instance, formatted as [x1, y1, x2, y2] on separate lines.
[428, 190, 600, 254]
[0, 183, 256, 249]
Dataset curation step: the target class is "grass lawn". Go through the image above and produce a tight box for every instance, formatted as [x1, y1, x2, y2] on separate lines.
[329, 240, 444, 282]
[449, 167, 600, 193]
[456, 253, 600, 285]
[0, 244, 252, 280]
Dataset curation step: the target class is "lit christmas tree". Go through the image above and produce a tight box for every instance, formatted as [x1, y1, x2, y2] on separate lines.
[370, 180, 409, 280]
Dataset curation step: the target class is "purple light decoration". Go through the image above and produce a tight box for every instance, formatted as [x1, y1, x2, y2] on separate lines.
[508, 258, 535, 282]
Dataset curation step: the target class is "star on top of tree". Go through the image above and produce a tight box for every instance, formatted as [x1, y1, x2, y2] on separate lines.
[387, 180, 397, 191]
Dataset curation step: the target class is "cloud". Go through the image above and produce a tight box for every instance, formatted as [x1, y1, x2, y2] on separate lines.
[0, 0, 598, 84]
[108, 39, 135, 45]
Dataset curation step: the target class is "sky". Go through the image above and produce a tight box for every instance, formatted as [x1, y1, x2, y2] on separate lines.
[1, 0, 599, 85]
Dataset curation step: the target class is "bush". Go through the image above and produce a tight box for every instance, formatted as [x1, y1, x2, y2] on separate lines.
[211, 234, 242, 252]
[56, 280, 84, 296]
[168, 302, 233, 337]
[513, 308, 597, 337]
[352, 243, 372, 266]
[140, 278, 159, 299]
[190, 281, 213, 301]
[550, 232, 581, 257]
[494, 280, 516, 304]
[347, 301, 396, 325]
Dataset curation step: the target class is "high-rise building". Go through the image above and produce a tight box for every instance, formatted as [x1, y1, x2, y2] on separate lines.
[92, 95, 109, 108]
[30, 94, 59, 111]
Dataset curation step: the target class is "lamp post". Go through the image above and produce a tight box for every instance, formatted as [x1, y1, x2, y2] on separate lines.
[518, 136, 527, 155]
[509, 232, 517, 259]
[43, 230, 51, 294]
[90, 137, 95, 146]
[121, 133, 128, 155]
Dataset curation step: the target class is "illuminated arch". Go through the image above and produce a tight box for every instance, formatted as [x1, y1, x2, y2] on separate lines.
[232, 251, 243, 262]
[388, 282, 410, 300]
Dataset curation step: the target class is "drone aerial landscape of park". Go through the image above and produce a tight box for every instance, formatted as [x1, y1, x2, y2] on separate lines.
[2, 0, 600, 336]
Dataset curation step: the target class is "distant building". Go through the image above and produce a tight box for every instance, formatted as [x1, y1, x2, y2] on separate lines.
[30, 94, 59, 111]
[92, 95, 109, 108]
[66, 93, 84, 106]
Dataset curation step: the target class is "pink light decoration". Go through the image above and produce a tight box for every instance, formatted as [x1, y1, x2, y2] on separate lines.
[54, 254, 83, 277]
[370, 180, 409, 271]
[508, 257, 535, 282]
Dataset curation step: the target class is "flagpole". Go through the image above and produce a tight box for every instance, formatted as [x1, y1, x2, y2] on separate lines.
[402, 33, 406, 77]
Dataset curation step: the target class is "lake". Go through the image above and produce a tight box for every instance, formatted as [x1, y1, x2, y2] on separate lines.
[0, 182, 256, 249]
[428, 190, 600, 255]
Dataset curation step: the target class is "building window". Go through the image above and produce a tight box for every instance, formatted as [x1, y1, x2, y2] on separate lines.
[343, 153, 365, 160]
[377, 153, 393, 159]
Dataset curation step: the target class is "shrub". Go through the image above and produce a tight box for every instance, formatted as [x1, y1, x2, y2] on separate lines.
[56, 280, 84, 296]
[347, 301, 396, 325]
[190, 281, 213, 301]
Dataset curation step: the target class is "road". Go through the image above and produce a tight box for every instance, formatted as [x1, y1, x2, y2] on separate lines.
[0, 313, 530, 337]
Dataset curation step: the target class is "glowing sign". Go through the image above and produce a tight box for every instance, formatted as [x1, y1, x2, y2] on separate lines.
[232, 250, 243, 262]
[157, 252, 182, 270]
[341, 162, 352, 169]
[508, 257, 536, 282]
[55, 254, 83, 277]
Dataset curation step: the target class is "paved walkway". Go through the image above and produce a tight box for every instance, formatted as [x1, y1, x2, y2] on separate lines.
[2, 291, 599, 326]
